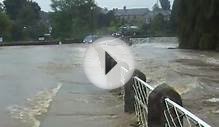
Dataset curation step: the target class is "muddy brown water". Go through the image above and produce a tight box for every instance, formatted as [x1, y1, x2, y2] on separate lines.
[133, 41, 219, 126]
[0, 39, 218, 127]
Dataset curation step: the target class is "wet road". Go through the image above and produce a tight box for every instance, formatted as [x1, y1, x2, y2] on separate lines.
[0, 44, 133, 127]
[0, 39, 218, 127]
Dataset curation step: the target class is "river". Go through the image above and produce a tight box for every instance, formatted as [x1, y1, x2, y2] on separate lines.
[0, 38, 218, 127]
[133, 37, 219, 126]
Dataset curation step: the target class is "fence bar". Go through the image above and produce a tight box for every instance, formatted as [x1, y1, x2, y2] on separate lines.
[121, 67, 212, 127]
[134, 76, 154, 91]
[165, 98, 211, 127]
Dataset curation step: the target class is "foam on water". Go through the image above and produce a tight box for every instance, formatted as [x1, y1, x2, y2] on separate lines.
[7, 83, 63, 127]
[206, 98, 219, 103]
[131, 37, 179, 49]
[206, 57, 219, 65]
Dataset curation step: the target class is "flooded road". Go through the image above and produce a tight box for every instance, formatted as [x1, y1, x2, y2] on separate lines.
[133, 37, 219, 126]
[0, 44, 133, 127]
[0, 38, 218, 127]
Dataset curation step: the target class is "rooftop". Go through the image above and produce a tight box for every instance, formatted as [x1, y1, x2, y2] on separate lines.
[114, 8, 150, 16]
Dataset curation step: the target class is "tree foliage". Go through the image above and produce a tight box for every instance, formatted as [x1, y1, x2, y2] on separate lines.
[50, 0, 97, 39]
[143, 14, 174, 37]
[50, 0, 119, 39]
[0, 2, 12, 39]
[0, 11, 12, 38]
[149, 14, 165, 36]
[3, 0, 26, 20]
[17, 1, 41, 26]
[173, 0, 219, 50]
[3, 0, 43, 41]
[0, 2, 4, 12]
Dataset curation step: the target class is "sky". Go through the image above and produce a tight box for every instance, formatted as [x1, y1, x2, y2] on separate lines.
[0, 0, 174, 12]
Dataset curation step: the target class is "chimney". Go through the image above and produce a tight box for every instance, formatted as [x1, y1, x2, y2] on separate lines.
[123, 6, 127, 11]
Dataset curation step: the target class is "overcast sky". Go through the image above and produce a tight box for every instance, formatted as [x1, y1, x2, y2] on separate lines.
[0, 0, 174, 12]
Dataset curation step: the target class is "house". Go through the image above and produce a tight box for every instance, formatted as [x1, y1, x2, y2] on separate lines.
[114, 6, 150, 25]
[114, 6, 171, 25]
[144, 9, 171, 24]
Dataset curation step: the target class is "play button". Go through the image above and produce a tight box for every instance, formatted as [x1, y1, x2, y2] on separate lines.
[83, 37, 135, 89]
[105, 51, 117, 75]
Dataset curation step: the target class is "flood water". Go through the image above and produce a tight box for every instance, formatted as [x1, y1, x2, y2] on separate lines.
[0, 38, 218, 127]
[133, 37, 219, 126]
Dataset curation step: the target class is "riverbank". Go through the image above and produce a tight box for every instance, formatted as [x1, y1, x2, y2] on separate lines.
[0, 40, 81, 46]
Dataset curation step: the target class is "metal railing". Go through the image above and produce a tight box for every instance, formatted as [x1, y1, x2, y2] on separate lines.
[133, 76, 154, 126]
[164, 98, 211, 127]
[121, 67, 212, 127]
[121, 67, 129, 85]
[132, 77, 211, 127]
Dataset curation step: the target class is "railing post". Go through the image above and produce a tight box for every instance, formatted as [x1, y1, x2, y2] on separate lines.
[124, 69, 146, 113]
[148, 83, 183, 127]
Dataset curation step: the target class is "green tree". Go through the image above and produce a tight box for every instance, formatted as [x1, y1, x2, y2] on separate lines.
[0, 12, 12, 40]
[16, 1, 41, 40]
[0, 3, 12, 41]
[50, 0, 97, 40]
[0, 2, 4, 12]
[173, 0, 219, 50]
[3, 0, 42, 40]
[3, 0, 26, 20]
[17, 1, 40, 26]
[96, 10, 117, 28]
[149, 14, 165, 36]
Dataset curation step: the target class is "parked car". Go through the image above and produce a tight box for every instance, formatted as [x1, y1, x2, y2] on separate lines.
[112, 32, 121, 38]
[83, 35, 98, 44]
[38, 36, 45, 41]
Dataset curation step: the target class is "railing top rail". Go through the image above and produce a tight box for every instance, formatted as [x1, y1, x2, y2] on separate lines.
[165, 98, 212, 127]
[134, 76, 154, 91]
[121, 67, 212, 127]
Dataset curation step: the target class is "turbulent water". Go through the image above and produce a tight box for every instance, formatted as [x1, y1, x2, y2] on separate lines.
[0, 45, 85, 127]
[131, 37, 219, 126]
[0, 39, 218, 127]
[7, 84, 62, 127]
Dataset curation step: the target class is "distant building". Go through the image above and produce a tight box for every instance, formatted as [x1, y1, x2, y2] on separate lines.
[144, 9, 171, 24]
[114, 6, 171, 25]
[114, 6, 150, 25]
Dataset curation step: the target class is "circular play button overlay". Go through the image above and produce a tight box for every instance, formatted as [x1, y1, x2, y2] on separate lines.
[83, 37, 135, 89]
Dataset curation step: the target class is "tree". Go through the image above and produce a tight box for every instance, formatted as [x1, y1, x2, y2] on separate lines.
[173, 0, 219, 50]
[96, 9, 119, 28]
[0, 2, 4, 12]
[50, 0, 97, 40]
[149, 14, 166, 36]
[159, 0, 170, 10]
[16, 1, 41, 40]
[3, 0, 26, 20]
[17, 1, 41, 26]
[0, 12, 12, 40]
[3, 0, 42, 40]
[0, 2, 12, 40]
